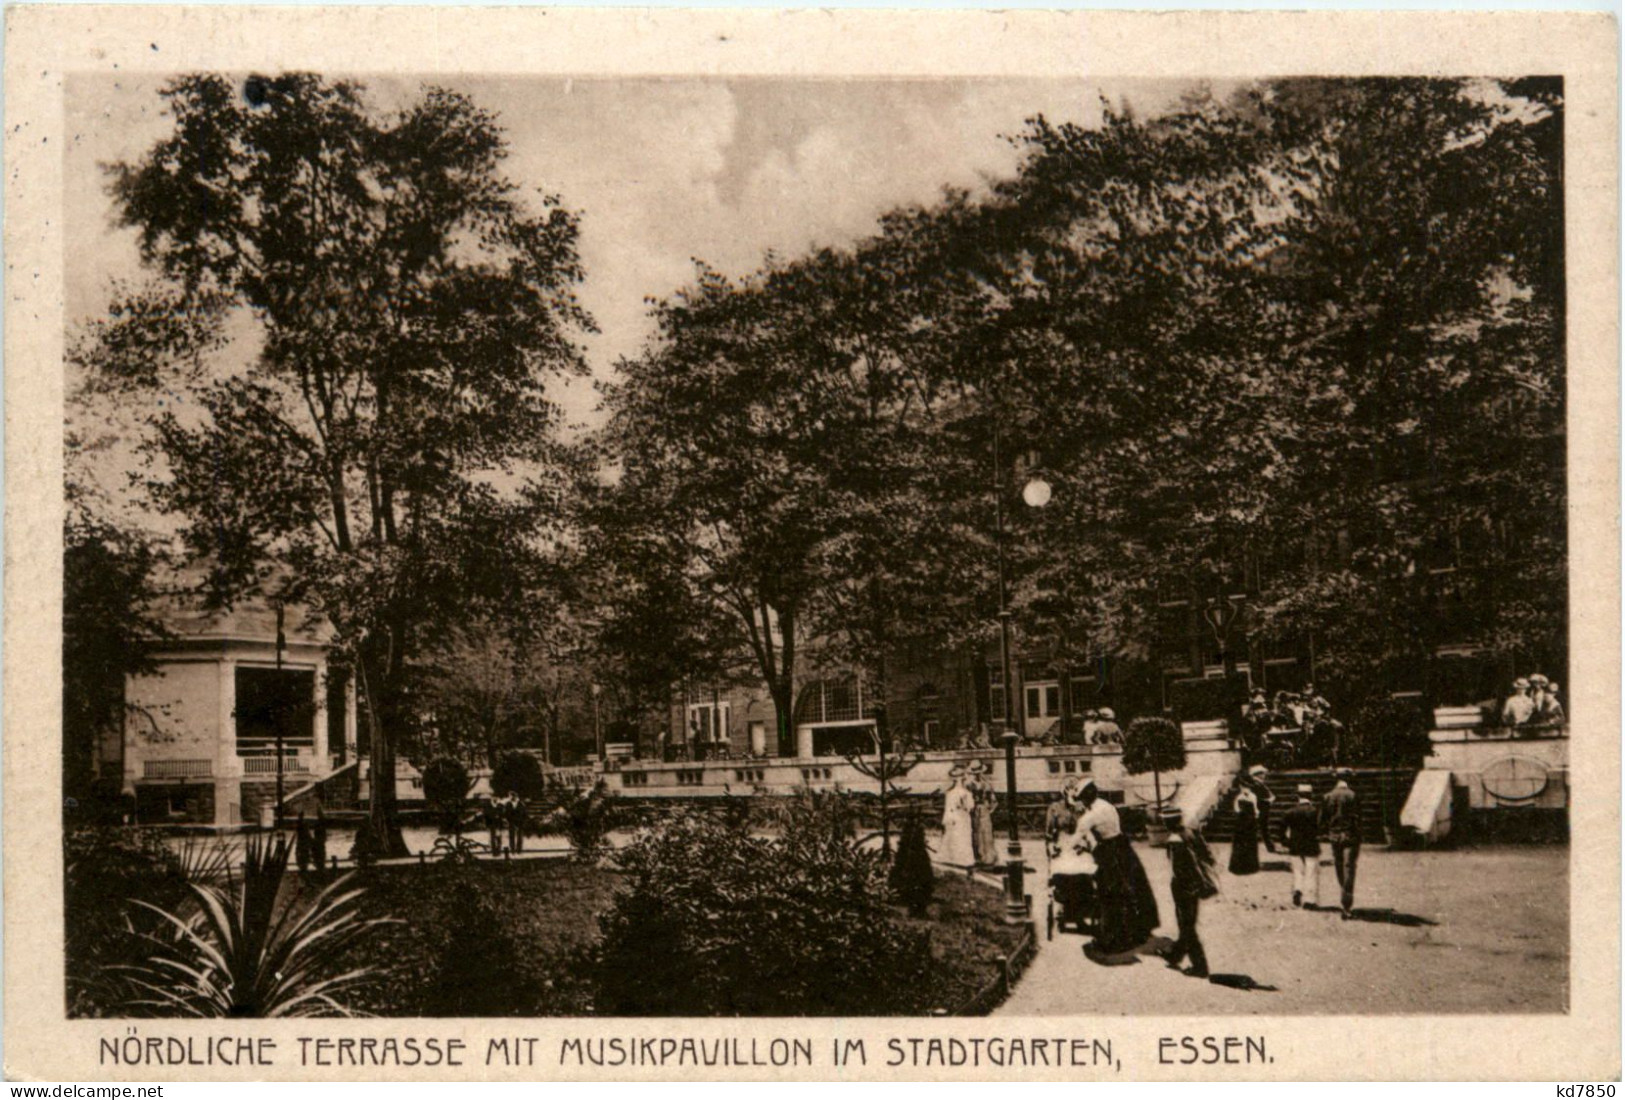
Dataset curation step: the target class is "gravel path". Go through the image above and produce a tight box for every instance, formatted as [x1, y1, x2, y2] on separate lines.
[996, 841, 1567, 1016]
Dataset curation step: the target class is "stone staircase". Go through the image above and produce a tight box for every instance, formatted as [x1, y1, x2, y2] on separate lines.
[281, 760, 363, 818]
[1203, 768, 1416, 846]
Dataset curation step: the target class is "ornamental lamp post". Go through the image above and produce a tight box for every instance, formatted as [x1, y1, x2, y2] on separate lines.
[994, 468, 1052, 924]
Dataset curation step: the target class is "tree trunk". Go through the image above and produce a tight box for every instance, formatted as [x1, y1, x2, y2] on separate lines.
[361, 642, 410, 859]
[771, 677, 795, 759]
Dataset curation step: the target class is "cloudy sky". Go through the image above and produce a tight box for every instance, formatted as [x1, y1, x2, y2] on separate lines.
[65, 73, 1207, 430]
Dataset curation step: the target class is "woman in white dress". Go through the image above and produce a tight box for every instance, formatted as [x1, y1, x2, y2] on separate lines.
[940, 767, 977, 872]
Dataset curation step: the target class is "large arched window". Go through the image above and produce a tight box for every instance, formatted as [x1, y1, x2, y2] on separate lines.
[792, 676, 879, 727]
[793, 675, 881, 757]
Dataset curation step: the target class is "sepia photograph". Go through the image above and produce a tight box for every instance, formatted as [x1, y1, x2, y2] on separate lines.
[5, 5, 1618, 1083]
[57, 65, 1573, 1020]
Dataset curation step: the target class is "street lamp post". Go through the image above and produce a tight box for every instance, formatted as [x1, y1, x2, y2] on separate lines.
[999, 728, 1025, 922]
[992, 410, 1051, 923]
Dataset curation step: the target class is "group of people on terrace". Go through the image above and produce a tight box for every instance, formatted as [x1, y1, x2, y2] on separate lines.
[1237, 686, 1344, 767]
[1500, 673, 1565, 728]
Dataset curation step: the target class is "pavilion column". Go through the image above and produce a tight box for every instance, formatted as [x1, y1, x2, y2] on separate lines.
[312, 659, 330, 771]
[215, 655, 238, 827]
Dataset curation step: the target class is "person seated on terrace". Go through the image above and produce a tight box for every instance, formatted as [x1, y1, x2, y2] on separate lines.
[1534, 679, 1565, 725]
[1501, 678, 1536, 727]
[1276, 691, 1306, 729]
[1243, 688, 1271, 719]
[1092, 708, 1123, 745]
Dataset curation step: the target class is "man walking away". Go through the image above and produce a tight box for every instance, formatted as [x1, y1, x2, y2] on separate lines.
[1322, 768, 1361, 918]
[1161, 805, 1216, 978]
[1282, 784, 1322, 909]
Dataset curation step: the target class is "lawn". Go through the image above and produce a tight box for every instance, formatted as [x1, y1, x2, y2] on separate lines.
[296, 857, 1030, 1017]
[898, 872, 1032, 1015]
[317, 860, 621, 1016]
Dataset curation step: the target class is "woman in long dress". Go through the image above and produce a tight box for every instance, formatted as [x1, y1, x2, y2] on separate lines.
[1228, 777, 1261, 876]
[1073, 780, 1160, 955]
[971, 767, 998, 868]
[939, 768, 977, 872]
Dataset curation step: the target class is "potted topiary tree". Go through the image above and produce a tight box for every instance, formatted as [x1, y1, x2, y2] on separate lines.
[491, 751, 546, 802]
[422, 757, 471, 837]
[1122, 716, 1186, 846]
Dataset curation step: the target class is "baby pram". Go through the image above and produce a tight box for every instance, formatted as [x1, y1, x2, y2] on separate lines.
[1045, 843, 1101, 940]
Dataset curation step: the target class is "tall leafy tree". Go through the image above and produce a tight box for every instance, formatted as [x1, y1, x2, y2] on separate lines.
[597, 231, 994, 747]
[83, 73, 593, 852]
[62, 504, 170, 810]
[598, 265, 822, 748]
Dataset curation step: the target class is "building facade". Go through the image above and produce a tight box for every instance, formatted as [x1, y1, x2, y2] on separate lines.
[109, 599, 355, 827]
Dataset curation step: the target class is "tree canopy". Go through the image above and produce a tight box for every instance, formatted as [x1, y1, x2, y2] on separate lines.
[78, 73, 594, 846]
[596, 78, 1565, 726]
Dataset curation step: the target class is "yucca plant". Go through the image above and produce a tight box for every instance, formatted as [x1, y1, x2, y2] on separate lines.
[117, 833, 392, 1017]
[170, 835, 236, 888]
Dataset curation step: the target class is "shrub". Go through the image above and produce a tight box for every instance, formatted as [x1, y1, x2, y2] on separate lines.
[422, 873, 534, 1016]
[751, 785, 859, 842]
[1167, 674, 1248, 721]
[888, 813, 935, 918]
[490, 752, 546, 801]
[64, 827, 195, 1016]
[422, 758, 471, 833]
[541, 780, 616, 863]
[431, 834, 484, 865]
[114, 833, 393, 1017]
[591, 808, 931, 1015]
[1345, 695, 1433, 769]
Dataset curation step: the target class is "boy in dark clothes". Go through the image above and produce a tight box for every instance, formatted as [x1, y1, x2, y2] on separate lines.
[1161, 805, 1216, 978]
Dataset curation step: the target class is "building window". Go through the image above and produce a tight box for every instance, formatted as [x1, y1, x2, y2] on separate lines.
[1069, 676, 1097, 708]
[687, 701, 731, 746]
[1025, 681, 1061, 720]
[235, 667, 315, 756]
[793, 677, 878, 726]
[988, 666, 1007, 724]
